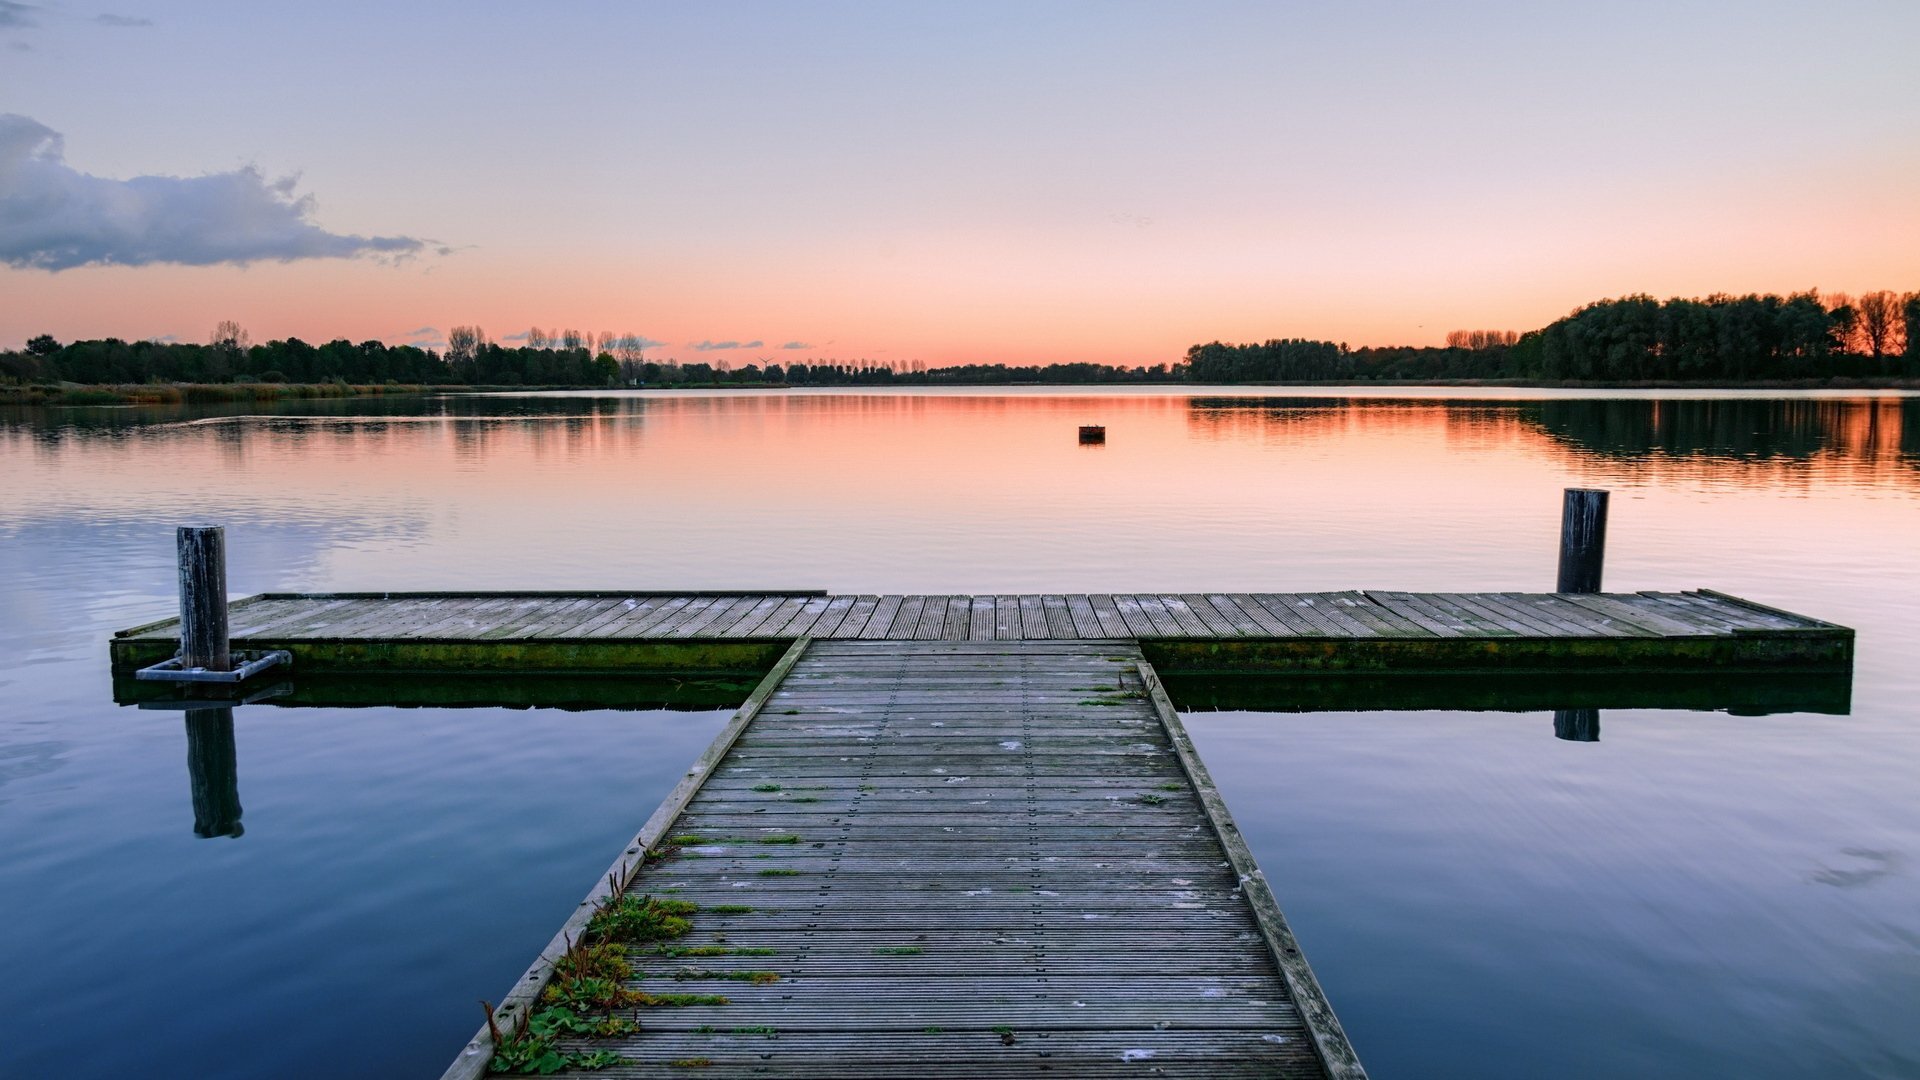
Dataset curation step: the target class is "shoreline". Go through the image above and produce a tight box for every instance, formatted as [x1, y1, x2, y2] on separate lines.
[5, 374, 1920, 407]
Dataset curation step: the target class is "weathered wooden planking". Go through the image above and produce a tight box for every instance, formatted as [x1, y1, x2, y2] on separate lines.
[110, 590, 1853, 676]
[445, 639, 1358, 1080]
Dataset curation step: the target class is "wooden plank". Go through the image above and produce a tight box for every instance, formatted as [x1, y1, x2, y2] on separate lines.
[1638, 591, 1754, 634]
[777, 595, 839, 638]
[1360, 592, 1464, 638]
[1518, 593, 1637, 637]
[823, 595, 880, 639]
[564, 596, 669, 638]
[1127, 594, 1185, 637]
[713, 595, 783, 638]
[967, 595, 994, 642]
[523, 597, 622, 638]
[1692, 588, 1836, 629]
[798, 594, 859, 640]
[1157, 594, 1216, 636]
[1437, 592, 1560, 637]
[1085, 593, 1130, 638]
[1200, 594, 1265, 636]
[1331, 592, 1430, 637]
[667, 595, 751, 638]
[993, 594, 1022, 640]
[1019, 593, 1050, 638]
[1292, 594, 1377, 638]
[941, 594, 971, 641]
[1408, 593, 1521, 637]
[582, 595, 691, 638]
[1167, 591, 1228, 634]
[860, 595, 907, 640]
[1492, 592, 1624, 637]
[887, 594, 929, 639]
[915, 595, 954, 641]
[1042, 594, 1077, 638]
[635, 595, 716, 637]
[1065, 593, 1104, 638]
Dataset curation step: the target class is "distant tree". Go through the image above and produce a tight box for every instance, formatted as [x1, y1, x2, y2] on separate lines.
[613, 333, 647, 365]
[211, 320, 250, 351]
[1856, 291, 1903, 359]
[526, 326, 549, 350]
[561, 329, 585, 352]
[1445, 329, 1519, 350]
[1905, 294, 1920, 363]
[25, 334, 60, 355]
[1821, 293, 1862, 354]
[446, 325, 485, 368]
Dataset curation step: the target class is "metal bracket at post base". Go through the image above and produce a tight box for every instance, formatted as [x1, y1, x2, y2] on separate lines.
[136, 650, 292, 684]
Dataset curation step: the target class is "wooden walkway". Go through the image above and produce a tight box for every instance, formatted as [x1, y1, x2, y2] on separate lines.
[111, 589, 1852, 676]
[444, 640, 1362, 1079]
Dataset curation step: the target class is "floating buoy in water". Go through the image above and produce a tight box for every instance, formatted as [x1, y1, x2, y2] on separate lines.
[1078, 425, 1106, 444]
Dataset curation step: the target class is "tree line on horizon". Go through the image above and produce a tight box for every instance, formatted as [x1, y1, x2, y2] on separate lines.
[1185, 290, 1919, 382]
[5, 290, 1916, 389]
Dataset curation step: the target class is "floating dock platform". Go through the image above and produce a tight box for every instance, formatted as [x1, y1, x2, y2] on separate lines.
[111, 589, 1852, 678]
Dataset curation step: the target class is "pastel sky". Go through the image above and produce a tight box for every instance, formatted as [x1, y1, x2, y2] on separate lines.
[3, 1, 1917, 365]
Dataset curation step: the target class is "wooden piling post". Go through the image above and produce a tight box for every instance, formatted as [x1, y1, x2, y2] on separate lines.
[1556, 488, 1608, 593]
[177, 525, 230, 672]
[1553, 708, 1601, 742]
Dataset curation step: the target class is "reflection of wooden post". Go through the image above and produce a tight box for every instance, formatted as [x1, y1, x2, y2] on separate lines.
[1556, 489, 1608, 593]
[1554, 708, 1600, 742]
[177, 526, 230, 671]
[186, 709, 244, 838]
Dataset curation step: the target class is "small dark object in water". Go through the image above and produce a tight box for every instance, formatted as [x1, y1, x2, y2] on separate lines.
[1078, 425, 1105, 444]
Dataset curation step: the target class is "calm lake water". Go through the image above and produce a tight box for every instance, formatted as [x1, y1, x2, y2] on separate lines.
[2, 387, 1916, 1078]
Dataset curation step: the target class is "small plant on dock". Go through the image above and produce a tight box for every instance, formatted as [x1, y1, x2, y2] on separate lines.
[733, 1025, 776, 1035]
[480, 1002, 628, 1075]
[750, 783, 782, 793]
[757, 834, 801, 845]
[667, 1059, 713, 1069]
[1139, 793, 1166, 806]
[542, 936, 644, 1010]
[588, 894, 698, 944]
[668, 834, 710, 846]
[1157, 782, 1182, 791]
[874, 946, 922, 955]
[756, 868, 801, 876]
[644, 992, 730, 1007]
[707, 904, 754, 915]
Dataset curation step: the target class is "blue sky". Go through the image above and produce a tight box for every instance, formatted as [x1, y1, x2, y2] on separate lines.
[3, 1, 1916, 362]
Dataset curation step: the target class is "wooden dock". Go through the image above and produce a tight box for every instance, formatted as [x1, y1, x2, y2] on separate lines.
[106, 586, 1850, 1077]
[443, 639, 1362, 1079]
[110, 589, 1853, 677]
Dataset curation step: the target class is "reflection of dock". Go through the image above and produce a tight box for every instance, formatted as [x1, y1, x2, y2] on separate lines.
[109, 585, 1851, 1079]
[111, 589, 1853, 677]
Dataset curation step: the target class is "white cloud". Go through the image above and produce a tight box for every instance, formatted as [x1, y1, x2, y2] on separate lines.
[0, 114, 433, 271]
[780, 340, 813, 349]
[689, 339, 763, 351]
